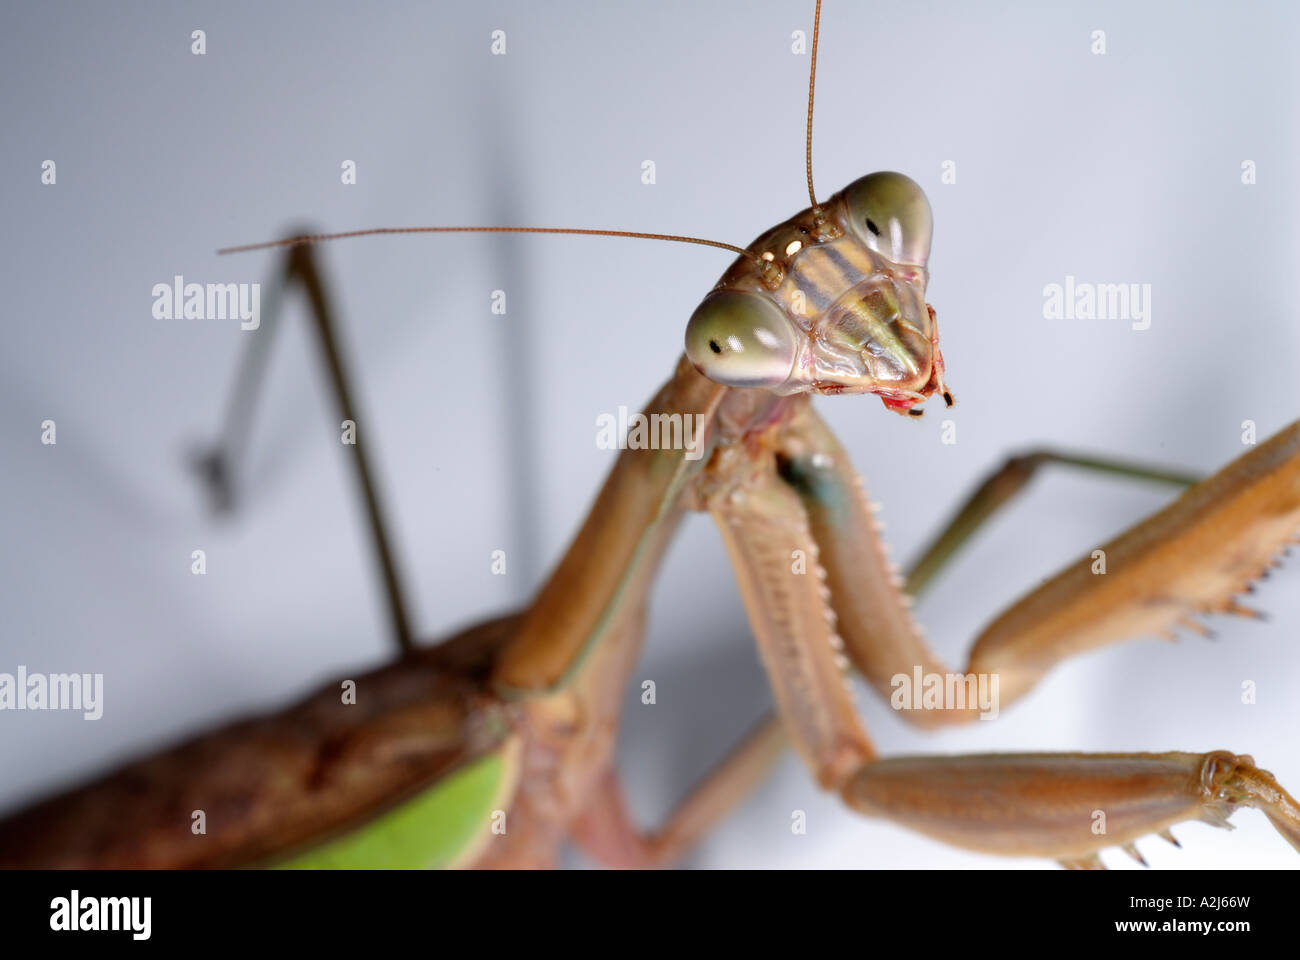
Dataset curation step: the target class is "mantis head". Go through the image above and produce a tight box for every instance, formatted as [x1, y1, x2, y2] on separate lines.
[685, 172, 950, 416]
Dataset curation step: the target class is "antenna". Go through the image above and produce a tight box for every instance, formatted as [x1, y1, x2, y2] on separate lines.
[219, 226, 761, 265]
[805, 0, 823, 211]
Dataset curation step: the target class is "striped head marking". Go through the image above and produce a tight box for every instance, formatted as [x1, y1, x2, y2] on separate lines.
[685, 172, 950, 415]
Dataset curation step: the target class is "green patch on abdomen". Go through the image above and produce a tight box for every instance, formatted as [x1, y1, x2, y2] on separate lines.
[277, 746, 513, 870]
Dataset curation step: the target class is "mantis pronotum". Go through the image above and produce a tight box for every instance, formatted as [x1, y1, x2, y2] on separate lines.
[2, 1, 1298, 869]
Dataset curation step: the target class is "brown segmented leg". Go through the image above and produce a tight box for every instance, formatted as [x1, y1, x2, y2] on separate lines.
[195, 243, 417, 655]
[840, 750, 1300, 867]
[905, 449, 1196, 598]
[774, 399, 974, 727]
[778, 406, 1300, 720]
[705, 445, 875, 788]
[968, 419, 1300, 704]
[569, 714, 787, 868]
[475, 518, 683, 868]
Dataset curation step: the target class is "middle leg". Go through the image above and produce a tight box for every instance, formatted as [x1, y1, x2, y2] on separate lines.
[776, 402, 1300, 721]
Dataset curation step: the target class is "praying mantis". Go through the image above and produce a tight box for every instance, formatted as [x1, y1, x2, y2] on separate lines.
[2, 1, 1298, 869]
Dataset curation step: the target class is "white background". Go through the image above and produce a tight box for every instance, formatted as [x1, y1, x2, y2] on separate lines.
[1, 0, 1298, 868]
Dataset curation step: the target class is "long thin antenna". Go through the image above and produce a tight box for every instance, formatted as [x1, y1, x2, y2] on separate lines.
[805, 0, 823, 210]
[219, 226, 760, 263]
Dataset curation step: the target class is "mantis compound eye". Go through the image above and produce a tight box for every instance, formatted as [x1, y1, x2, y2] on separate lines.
[685, 290, 798, 389]
[842, 171, 933, 267]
